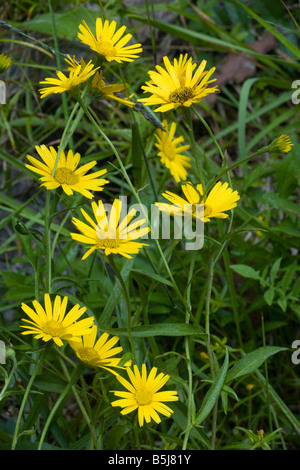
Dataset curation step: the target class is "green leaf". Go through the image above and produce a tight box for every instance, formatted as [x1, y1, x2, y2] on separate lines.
[106, 323, 206, 338]
[230, 264, 261, 280]
[195, 349, 229, 426]
[270, 258, 282, 284]
[275, 148, 300, 198]
[263, 193, 300, 215]
[12, 7, 101, 40]
[277, 297, 287, 312]
[280, 262, 297, 293]
[264, 287, 275, 306]
[225, 346, 287, 383]
[131, 269, 174, 287]
[33, 372, 67, 393]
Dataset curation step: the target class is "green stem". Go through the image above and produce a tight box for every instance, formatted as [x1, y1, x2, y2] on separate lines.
[51, 102, 83, 178]
[38, 362, 83, 450]
[205, 256, 218, 450]
[205, 257, 216, 380]
[222, 247, 243, 348]
[44, 191, 52, 293]
[59, 357, 98, 449]
[210, 401, 218, 450]
[183, 108, 205, 189]
[206, 146, 269, 193]
[261, 313, 273, 442]
[191, 105, 226, 167]
[108, 255, 135, 356]
[182, 254, 196, 450]
[11, 344, 50, 450]
[0, 357, 18, 402]
[43, 190, 61, 294]
[217, 218, 243, 349]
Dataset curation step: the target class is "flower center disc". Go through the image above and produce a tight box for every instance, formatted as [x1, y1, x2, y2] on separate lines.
[169, 86, 195, 104]
[135, 390, 152, 406]
[97, 238, 121, 249]
[97, 40, 116, 58]
[54, 167, 79, 185]
[163, 142, 176, 161]
[43, 320, 66, 337]
[78, 347, 99, 364]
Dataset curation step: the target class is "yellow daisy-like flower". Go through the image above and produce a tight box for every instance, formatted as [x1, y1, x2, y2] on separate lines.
[110, 363, 179, 427]
[137, 54, 218, 112]
[154, 119, 191, 183]
[20, 294, 94, 347]
[156, 181, 240, 222]
[78, 18, 142, 63]
[172, 53, 194, 78]
[0, 53, 12, 73]
[39, 57, 98, 99]
[68, 325, 128, 374]
[25, 145, 109, 199]
[91, 70, 135, 107]
[70, 198, 150, 260]
[269, 134, 293, 153]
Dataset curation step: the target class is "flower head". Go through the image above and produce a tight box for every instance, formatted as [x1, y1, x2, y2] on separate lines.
[246, 384, 254, 392]
[39, 57, 98, 99]
[0, 54, 12, 73]
[78, 18, 142, 63]
[25, 145, 109, 199]
[154, 119, 191, 183]
[156, 181, 240, 222]
[70, 198, 150, 260]
[68, 325, 128, 374]
[269, 134, 293, 153]
[91, 70, 135, 107]
[110, 364, 179, 426]
[137, 54, 218, 112]
[20, 294, 94, 347]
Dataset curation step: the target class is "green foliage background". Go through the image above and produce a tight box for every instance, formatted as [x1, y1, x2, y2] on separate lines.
[0, 0, 299, 450]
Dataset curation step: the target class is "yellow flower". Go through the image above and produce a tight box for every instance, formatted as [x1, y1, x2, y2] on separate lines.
[91, 70, 135, 107]
[20, 294, 94, 347]
[26, 145, 109, 199]
[78, 18, 142, 63]
[269, 134, 293, 153]
[70, 198, 150, 260]
[137, 54, 218, 112]
[156, 181, 240, 222]
[257, 429, 265, 439]
[68, 325, 128, 374]
[246, 384, 254, 391]
[110, 364, 179, 426]
[154, 120, 191, 183]
[39, 57, 98, 99]
[172, 53, 195, 78]
[200, 351, 209, 359]
[0, 53, 12, 73]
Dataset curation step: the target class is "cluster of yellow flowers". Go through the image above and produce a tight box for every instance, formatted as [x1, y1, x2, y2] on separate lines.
[21, 17, 293, 427]
[20, 293, 178, 427]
